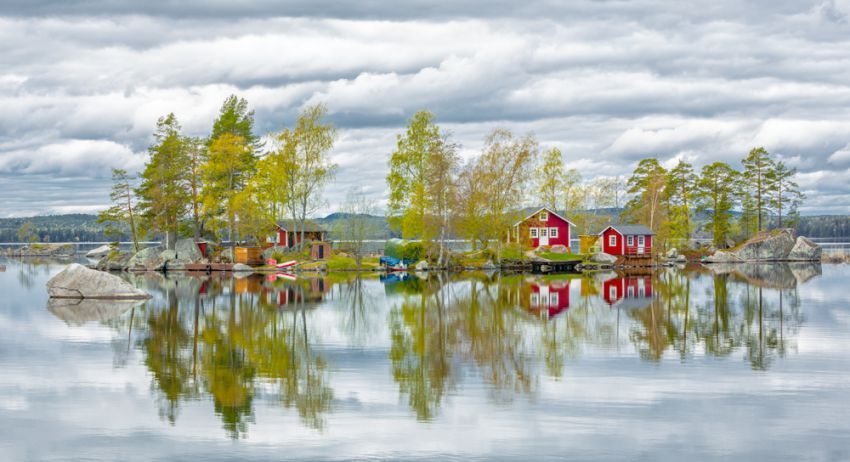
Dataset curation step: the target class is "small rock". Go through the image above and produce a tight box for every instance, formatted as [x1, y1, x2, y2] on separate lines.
[666, 248, 678, 258]
[86, 245, 112, 259]
[550, 244, 569, 254]
[232, 263, 254, 272]
[47, 264, 150, 299]
[588, 252, 617, 264]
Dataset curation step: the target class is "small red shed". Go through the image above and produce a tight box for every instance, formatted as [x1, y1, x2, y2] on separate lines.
[599, 225, 654, 257]
[266, 220, 328, 249]
[512, 207, 574, 249]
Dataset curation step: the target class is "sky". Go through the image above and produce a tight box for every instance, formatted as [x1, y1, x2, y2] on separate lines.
[1, 0, 850, 217]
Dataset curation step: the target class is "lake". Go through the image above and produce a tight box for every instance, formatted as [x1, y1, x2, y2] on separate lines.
[1, 258, 849, 461]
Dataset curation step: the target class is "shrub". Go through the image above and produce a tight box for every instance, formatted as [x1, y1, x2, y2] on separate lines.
[402, 242, 424, 261]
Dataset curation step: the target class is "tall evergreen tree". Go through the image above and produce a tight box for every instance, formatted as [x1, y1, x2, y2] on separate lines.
[209, 95, 261, 153]
[741, 147, 775, 233]
[769, 161, 804, 228]
[696, 162, 738, 247]
[665, 160, 697, 243]
[98, 168, 141, 252]
[137, 113, 190, 249]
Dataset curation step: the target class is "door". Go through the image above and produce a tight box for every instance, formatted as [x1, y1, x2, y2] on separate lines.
[637, 235, 645, 254]
[318, 244, 325, 259]
[539, 227, 549, 246]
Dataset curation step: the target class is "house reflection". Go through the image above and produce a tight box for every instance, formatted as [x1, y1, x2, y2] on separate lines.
[602, 274, 653, 310]
[521, 277, 571, 320]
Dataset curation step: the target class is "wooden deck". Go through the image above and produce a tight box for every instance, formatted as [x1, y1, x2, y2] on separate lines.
[531, 260, 582, 274]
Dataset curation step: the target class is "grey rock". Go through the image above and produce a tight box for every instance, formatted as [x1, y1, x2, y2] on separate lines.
[86, 245, 112, 259]
[415, 260, 429, 271]
[703, 249, 742, 263]
[666, 248, 678, 258]
[549, 244, 569, 254]
[675, 254, 687, 263]
[232, 263, 254, 272]
[128, 246, 164, 270]
[175, 238, 203, 262]
[787, 236, 821, 261]
[96, 252, 132, 271]
[8, 243, 75, 257]
[481, 260, 498, 270]
[47, 264, 151, 299]
[732, 229, 796, 261]
[262, 245, 290, 260]
[588, 252, 617, 264]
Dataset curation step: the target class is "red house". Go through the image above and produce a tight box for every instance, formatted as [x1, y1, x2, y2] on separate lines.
[599, 225, 654, 257]
[512, 207, 574, 249]
[266, 220, 328, 248]
[602, 275, 653, 308]
[527, 279, 571, 319]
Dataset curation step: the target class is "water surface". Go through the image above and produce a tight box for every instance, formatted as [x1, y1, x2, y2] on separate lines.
[1, 258, 848, 461]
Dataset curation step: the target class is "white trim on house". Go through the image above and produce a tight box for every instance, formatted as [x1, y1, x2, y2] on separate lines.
[550, 227, 558, 238]
[513, 207, 575, 227]
[627, 235, 634, 246]
[608, 235, 616, 247]
[530, 227, 538, 238]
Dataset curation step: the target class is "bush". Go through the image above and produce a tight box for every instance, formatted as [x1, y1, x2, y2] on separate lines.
[402, 242, 424, 261]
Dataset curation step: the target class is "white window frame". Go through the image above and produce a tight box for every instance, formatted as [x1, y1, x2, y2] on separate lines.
[539, 211, 549, 221]
[638, 235, 645, 246]
[628, 286, 634, 298]
[550, 292, 559, 307]
[609, 235, 616, 247]
[530, 227, 538, 238]
[530, 293, 539, 306]
[541, 228, 548, 237]
[541, 294, 548, 306]
[609, 286, 617, 299]
[639, 287, 645, 297]
[549, 227, 558, 238]
[627, 235, 634, 246]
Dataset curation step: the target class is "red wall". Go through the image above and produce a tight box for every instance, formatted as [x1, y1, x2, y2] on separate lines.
[601, 228, 622, 255]
[601, 228, 652, 256]
[528, 280, 571, 318]
[521, 210, 571, 248]
[603, 276, 653, 306]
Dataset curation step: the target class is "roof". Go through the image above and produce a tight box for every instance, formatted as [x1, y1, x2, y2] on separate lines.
[513, 206, 575, 227]
[600, 224, 655, 236]
[276, 220, 326, 232]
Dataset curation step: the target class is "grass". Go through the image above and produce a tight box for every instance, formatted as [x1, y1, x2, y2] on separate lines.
[536, 251, 584, 261]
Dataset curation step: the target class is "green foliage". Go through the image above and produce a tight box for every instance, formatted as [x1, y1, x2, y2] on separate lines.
[665, 160, 697, 242]
[741, 147, 775, 233]
[98, 168, 141, 252]
[402, 242, 425, 261]
[209, 94, 260, 153]
[537, 147, 564, 210]
[16, 221, 39, 243]
[696, 161, 738, 246]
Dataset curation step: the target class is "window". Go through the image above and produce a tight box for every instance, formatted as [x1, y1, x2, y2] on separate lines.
[638, 235, 645, 246]
[609, 286, 617, 299]
[627, 235, 634, 246]
[628, 287, 634, 298]
[609, 235, 616, 247]
[530, 293, 539, 307]
[541, 228, 548, 237]
[539, 211, 549, 221]
[550, 292, 559, 307]
[530, 227, 538, 238]
[550, 227, 558, 238]
[639, 287, 645, 297]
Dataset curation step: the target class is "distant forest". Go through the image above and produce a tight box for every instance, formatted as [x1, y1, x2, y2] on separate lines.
[0, 212, 847, 243]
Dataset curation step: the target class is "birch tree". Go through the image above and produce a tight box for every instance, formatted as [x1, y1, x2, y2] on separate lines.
[624, 158, 668, 234]
[537, 147, 564, 210]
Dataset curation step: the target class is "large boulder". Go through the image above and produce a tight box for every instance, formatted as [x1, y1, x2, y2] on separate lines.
[415, 260, 429, 271]
[703, 249, 742, 263]
[732, 229, 796, 261]
[175, 238, 203, 262]
[262, 245, 290, 260]
[47, 264, 151, 299]
[549, 244, 569, 254]
[787, 236, 822, 261]
[86, 245, 112, 259]
[128, 246, 164, 270]
[588, 252, 617, 264]
[666, 248, 678, 258]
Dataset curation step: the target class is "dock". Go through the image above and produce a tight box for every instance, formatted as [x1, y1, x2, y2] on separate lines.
[531, 260, 581, 274]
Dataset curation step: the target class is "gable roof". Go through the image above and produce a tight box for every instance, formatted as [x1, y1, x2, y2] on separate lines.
[600, 224, 655, 236]
[276, 220, 326, 232]
[513, 206, 575, 227]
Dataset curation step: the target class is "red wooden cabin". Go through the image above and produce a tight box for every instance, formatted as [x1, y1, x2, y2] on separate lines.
[266, 220, 328, 249]
[512, 207, 574, 249]
[599, 225, 654, 257]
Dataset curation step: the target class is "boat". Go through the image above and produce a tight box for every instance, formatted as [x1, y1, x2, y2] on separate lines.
[275, 272, 297, 281]
[266, 259, 299, 269]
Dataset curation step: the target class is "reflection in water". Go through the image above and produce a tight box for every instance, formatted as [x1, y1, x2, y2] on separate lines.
[51, 263, 816, 438]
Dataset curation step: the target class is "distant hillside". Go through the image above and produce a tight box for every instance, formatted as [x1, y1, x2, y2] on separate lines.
[1, 211, 847, 243]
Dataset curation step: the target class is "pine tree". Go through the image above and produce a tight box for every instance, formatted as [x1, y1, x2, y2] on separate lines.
[769, 161, 804, 229]
[741, 147, 775, 233]
[98, 168, 141, 252]
[665, 160, 697, 243]
[696, 162, 738, 247]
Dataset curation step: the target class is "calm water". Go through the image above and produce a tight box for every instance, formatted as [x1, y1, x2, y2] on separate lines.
[1, 258, 849, 461]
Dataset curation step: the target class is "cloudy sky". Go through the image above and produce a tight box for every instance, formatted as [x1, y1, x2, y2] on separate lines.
[2, 0, 850, 217]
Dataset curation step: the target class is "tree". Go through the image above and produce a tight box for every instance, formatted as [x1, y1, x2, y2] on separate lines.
[425, 135, 459, 265]
[137, 113, 191, 250]
[98, 168, 141, 252]
[334, 188, 380, 268]
[741, 147, 775, 233]
[276, 103, 337, 249]
[455, 159, 489, 250]
[624, 158, 668, 234]
[16, 221, 38, 243]
[201, 133, 253, 243]
[473, 128, 537, 261]
[665, 160, 697, 243]
[696, 162, 738, 247]
[210, 95, 261, 154]
[184, 137, 206, 240]
[537, 147, 564, 210]
[387, 111, 442, 240]
[769, 161, 804, 228]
